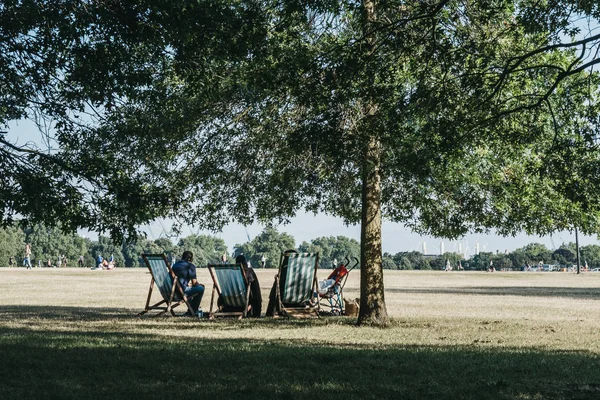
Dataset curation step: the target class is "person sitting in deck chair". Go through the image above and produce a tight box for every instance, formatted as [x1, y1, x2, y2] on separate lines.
[265, 249, 297, 317]
[216, 254, 262, 317]
[172, 251, 205, 316]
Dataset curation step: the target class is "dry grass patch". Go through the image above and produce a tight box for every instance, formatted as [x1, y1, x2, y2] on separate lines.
[1, 268, 600, 399]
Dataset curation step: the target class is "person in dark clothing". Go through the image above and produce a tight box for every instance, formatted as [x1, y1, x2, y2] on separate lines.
[265, 249, 297, 317]
[172, 251, 205, 316]
[217, 254, 262, 317]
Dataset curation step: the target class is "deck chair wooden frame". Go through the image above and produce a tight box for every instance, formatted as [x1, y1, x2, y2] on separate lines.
[274, 252, 320, 318]
[207, 263, 251, 319]
[138, 253, 198, 317]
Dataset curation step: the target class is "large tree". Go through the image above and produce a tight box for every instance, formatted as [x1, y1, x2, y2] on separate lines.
[3, 1, 600, 325]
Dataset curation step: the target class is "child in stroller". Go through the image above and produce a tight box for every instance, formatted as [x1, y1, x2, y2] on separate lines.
[317, 257, 358, 315]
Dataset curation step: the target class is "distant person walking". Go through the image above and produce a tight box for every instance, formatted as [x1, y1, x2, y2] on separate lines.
[78, 255, 84, 268]
[8, 256, 14, 267]
[107, 254, 115, 269]
[261, 255, 266, 268]
[96, 254, 104, 269]
[23, 243, 32, 269]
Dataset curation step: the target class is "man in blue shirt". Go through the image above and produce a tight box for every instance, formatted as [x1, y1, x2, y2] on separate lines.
[172, 251, 205, 316]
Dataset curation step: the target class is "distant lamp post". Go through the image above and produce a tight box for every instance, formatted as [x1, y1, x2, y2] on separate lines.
[575, 227, 581, 274]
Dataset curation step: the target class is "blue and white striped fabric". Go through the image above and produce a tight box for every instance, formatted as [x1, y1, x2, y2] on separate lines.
[282, 253, 318, 304]
[144, 255, 175, 301]
[214, 264, 247, 308]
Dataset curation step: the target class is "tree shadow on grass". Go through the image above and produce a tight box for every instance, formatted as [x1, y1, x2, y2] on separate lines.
[0, 305, 132, 320]
[387, 287, 600, 300]
[1, 307, 600, 399]
[0, 305, 357, 332]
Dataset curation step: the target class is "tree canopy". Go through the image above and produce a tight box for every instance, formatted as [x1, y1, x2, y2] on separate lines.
[3, 1, 600, 324]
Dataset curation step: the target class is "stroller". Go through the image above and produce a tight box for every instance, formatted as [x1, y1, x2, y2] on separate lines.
[317, 257, 358, 315]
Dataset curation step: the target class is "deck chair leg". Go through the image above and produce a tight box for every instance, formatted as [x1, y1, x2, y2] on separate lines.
[184, 294, 196, 315]
[313, 275, 320, 317]
[145, 279, 155, 309]
[166, 279, 180, 315]
[138, 279, 156, 316]
[275, 253, 286, 317]
[209, 286, 217, 318]
[275, 274, 287, 317]
[242, 284, 251, 318]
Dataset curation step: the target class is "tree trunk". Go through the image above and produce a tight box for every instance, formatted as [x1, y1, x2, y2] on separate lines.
[358, 133, 389, 326]
[357, 0, 389, 326]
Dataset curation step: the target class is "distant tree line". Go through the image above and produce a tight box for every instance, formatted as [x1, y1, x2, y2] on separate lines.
[0, 223, 228, 268]
[1, 223, 598, 270]
[384, 242, 600, 271]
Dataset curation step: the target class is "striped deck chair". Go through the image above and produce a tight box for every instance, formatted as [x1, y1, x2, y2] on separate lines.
[138, 253, 198, 317]
[275, 252, 320, 318]
[207, 264, 251, 319]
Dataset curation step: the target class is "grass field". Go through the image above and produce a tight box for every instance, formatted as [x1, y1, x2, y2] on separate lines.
[1, 268, 600, 399]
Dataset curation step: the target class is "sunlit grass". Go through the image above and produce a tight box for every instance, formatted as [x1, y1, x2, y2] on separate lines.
[1, 268, 600, 398]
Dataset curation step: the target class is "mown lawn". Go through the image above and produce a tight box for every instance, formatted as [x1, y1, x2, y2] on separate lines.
[1, 268, 599, 399]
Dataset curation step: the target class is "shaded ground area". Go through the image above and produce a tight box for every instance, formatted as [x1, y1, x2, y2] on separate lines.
[2, 270, 600, 399]
[1, 305, 600, 399]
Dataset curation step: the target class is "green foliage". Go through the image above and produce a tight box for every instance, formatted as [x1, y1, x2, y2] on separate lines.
[470, 252, 495, 271]
[298, 236, 360, 269]
[176, 235, 227, 267]
[553, 247, 576, 265]
[428, 253, 464, 271]
[0, 223, 229, 268]
[492, 255, 516, 271]
[508, 249, 528, 269]
[381, 255, 398, 270]
[3, 1, 600, 323]
[121, 240, 146, 269]
[516, 243, 553, 265]
[393, 252, 431, 270]
[1, 220, 599, 270]
[1, 1, 598, 239]
[89, 236, 125, 267]
[429, 257, 446, 271]
[234, 226, 295, 268]
[27, 224, 88, 267]
[581, 244, 600, 268]
[0, 224, 25, 267]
